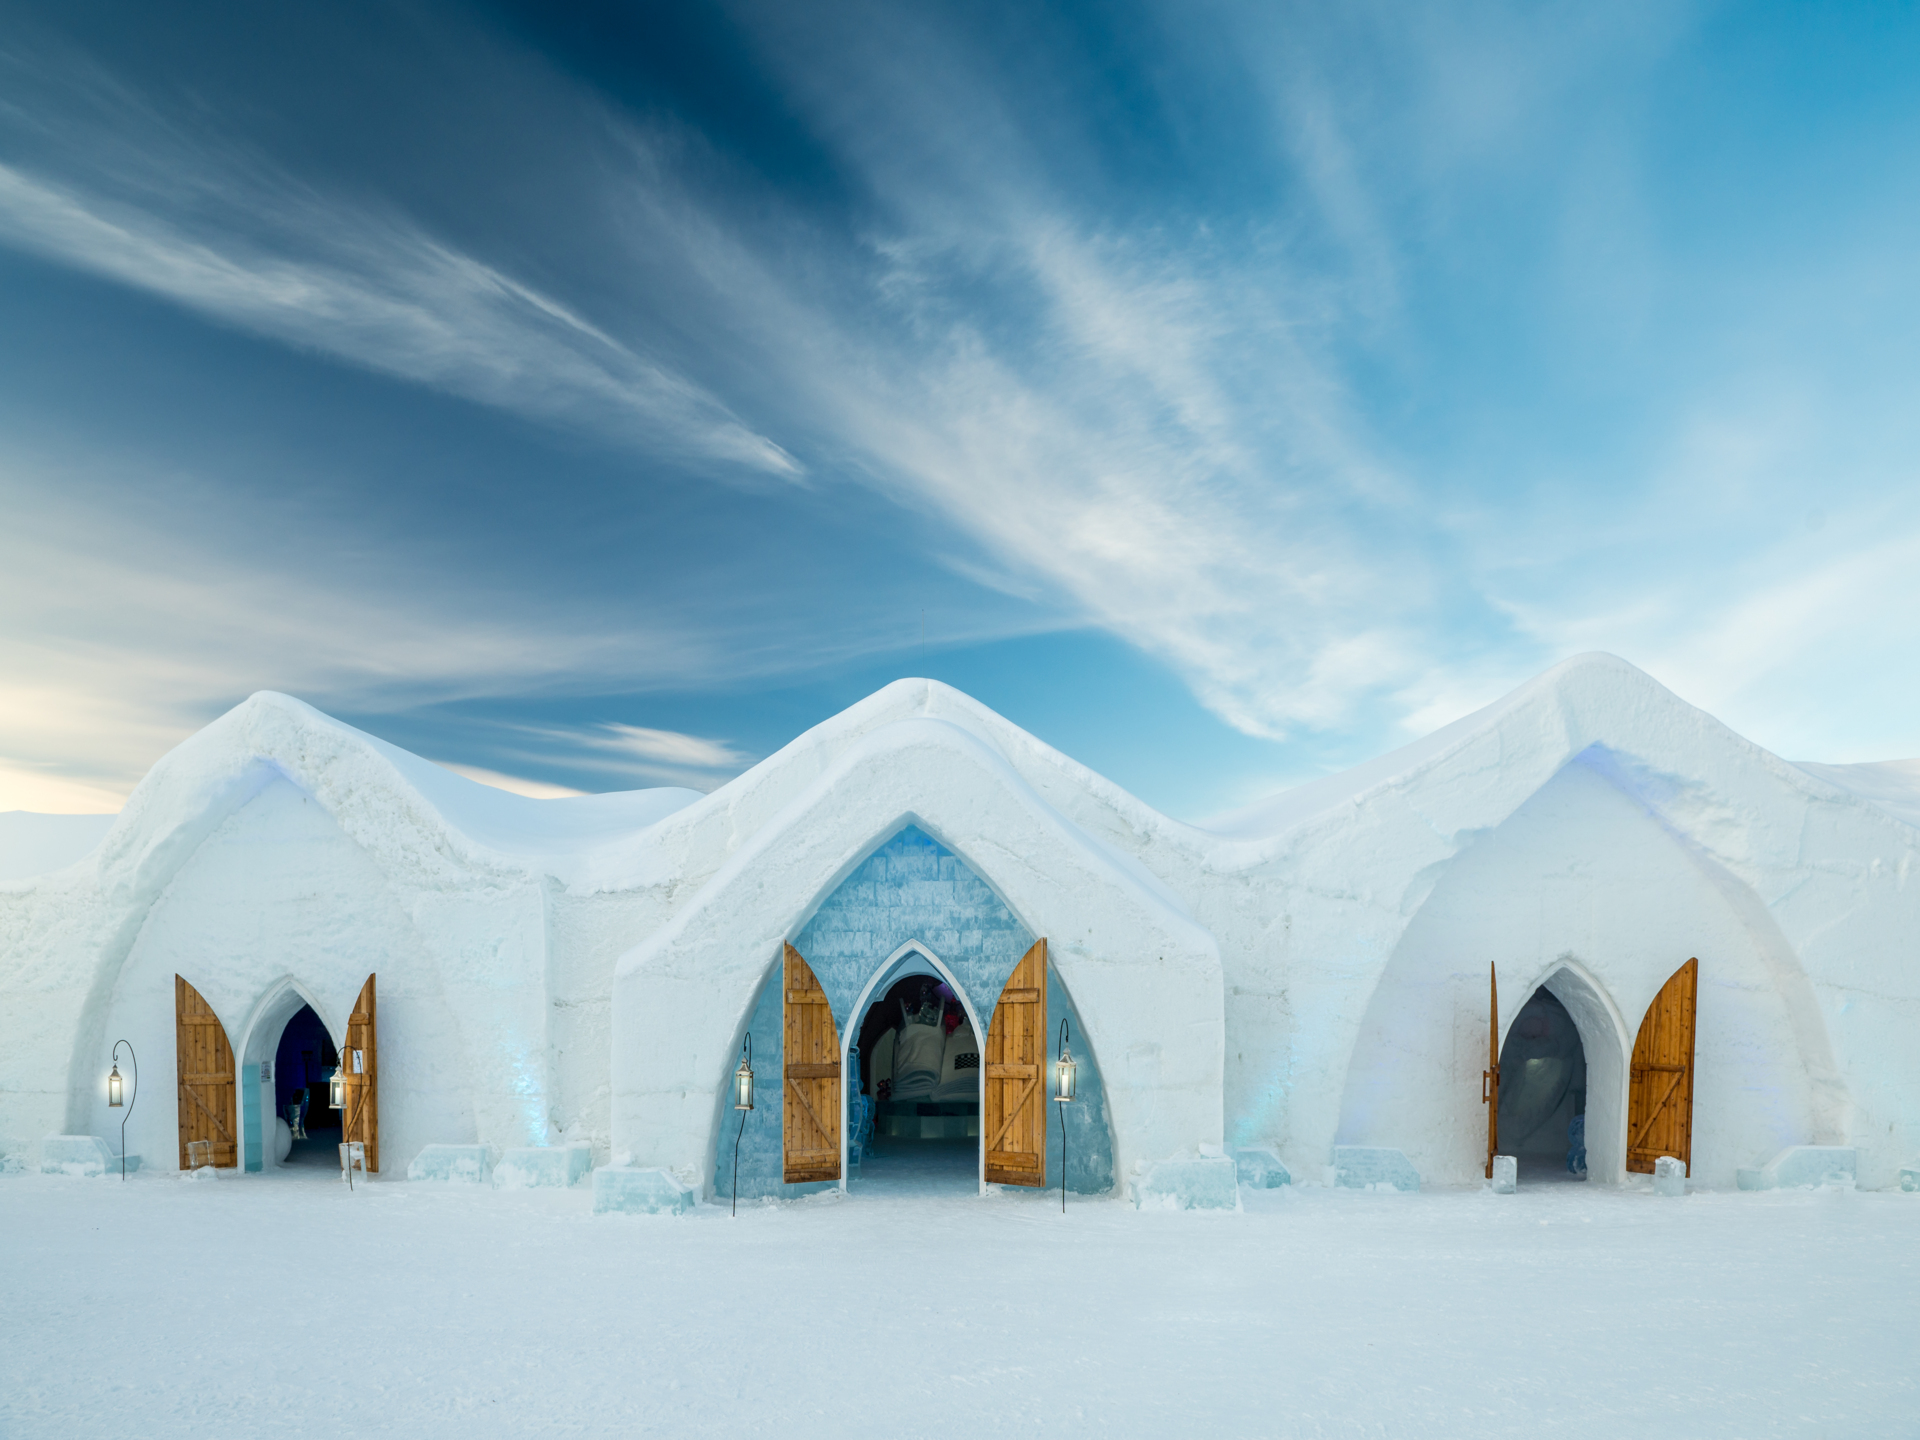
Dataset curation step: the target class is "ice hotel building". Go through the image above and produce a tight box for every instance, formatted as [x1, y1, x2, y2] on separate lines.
[3, 653, 1916, 1205]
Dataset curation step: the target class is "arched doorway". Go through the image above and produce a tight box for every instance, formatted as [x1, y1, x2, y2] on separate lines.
[1496, 987, 1587, 1182]
[236, 981, 344, 1174]
[843, 946, 984, 1195]
[708, 825, 1116, 1205]
[272, 1006, 342, 1168]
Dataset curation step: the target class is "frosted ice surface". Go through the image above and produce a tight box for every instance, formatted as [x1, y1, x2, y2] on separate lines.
[1332, 1146, 1420, 1192]
[592, 1165, 695, 1215]
[1654, 1156, 1686, 1196]
[1234, 1147, 1290, 1189]
[494, 1145, 593, 1189]
[1130, 1155, 1239, 1210]
[1490, 1155, 1516, 1193]
[39, 1135, 112, 1177]
[1736, 1146, 1856, 1191]
[407, 1143, 494, 1184]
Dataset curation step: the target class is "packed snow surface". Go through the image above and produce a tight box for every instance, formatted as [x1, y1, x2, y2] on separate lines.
[3, 1157, 1912, 1437]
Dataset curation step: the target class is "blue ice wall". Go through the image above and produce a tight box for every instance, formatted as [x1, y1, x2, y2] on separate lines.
[242, 1063, 263, 1172]
[794, 825, 1035, 1024]
[714, 970, 822, 1203]
[1044, 965, 1113, 1195]
[712, 824, 1113, 1199]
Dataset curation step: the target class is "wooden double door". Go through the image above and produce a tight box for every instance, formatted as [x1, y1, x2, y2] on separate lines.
[1481, 958, 1699, 1178]
[781, 939, 1053, 1188]
[173, 974, 379, 1172]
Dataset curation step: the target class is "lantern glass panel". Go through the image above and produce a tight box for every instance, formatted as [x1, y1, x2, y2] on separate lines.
[329, 1069, 344, 1108]
[1055, 1055, 1077, 1103]
[108, 1065, 123, 1107]
[733, 1062, 754, 1111]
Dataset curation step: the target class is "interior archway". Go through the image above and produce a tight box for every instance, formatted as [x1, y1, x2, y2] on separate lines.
[236, 981, 341, 1174]
[1537, 964, 1629, 1184]
[844, 946, 983, 1195]
[1498, 989, 1584, 1178]
[272, 1006, 342, 1168]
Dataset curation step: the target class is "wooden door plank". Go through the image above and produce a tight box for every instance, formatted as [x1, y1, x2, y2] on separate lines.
[174, 975, 237, 1169]
[1627, 958, 1698, 1174]
[340, 974, 379, 1173]
[1484, 962, 1499, 1181]
[984, 939, 1049, 1187]
[782, 944, 842, 1184]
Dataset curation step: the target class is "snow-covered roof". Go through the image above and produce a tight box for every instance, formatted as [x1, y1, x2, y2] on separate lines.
[7, 652, 1913, 901]
[1790, 759, 1920, 831]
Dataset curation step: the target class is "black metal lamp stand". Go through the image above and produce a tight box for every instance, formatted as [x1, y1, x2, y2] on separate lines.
[107, 1040, 137, 1180]
[731, 1034, 755, 1217]
[1054, 1018, 1076, 1213]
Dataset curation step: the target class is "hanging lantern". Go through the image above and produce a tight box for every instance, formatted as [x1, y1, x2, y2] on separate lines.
[108, 1040, 137, 1181]
[1054, 1019, 1077, 1104]
[731, 1034, 755, 1218]
[329, 1066, 344, 1109]
[733, 1035, 755, 1111]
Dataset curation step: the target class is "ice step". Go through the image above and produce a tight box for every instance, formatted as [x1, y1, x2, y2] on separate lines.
[494, 1144, 594, 1189]
[593, 1166, 695, 1215]
[1332, 1146, 1420, 1192]
[406, 1144, 494, 1184]
[1735, 1146, 1856, 1191]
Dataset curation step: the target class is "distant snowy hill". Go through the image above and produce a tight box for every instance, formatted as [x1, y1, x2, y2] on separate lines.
[0, 812, 118, 882]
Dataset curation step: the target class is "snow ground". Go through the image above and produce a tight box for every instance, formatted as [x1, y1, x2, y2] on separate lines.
[3, 1162, 1913, 1438]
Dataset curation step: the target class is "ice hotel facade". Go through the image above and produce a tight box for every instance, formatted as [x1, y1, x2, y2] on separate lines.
[3, 652, 1916, 1205]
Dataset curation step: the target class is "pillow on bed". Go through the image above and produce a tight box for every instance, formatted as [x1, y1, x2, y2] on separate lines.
[932, 1023, 981, 1102]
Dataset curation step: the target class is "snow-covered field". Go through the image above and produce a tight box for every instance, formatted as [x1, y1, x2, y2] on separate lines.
[3, 1157, 1912, 1438]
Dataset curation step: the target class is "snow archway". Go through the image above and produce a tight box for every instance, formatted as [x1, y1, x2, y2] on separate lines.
[1335, 752, 1826, 1187]
[704, 825, 1116, 1200]
[235, 977, 339, 1172]
[840, 941, 988, 1188]
[622, 716, 1219, 1203]
[1535, 962, 1630, 1183]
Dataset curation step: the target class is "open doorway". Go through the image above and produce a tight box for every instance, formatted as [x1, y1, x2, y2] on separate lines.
[273, 1005, 341, 1169]
[849, 971, 981, 1194]
[1498, 987, 1588, 1182]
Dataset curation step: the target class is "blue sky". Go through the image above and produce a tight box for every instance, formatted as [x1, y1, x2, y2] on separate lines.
[3, 1, 1918, 818]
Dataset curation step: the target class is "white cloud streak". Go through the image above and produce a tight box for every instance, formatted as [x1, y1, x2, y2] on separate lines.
[6, 3, 1918, 803]
[0, 52, 797, 478]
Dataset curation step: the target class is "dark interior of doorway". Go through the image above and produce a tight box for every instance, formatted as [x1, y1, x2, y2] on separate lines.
[274, 1005, 342, 1168]
[1497, 987, 1588, 1181]
[851, 974, 980, 1192]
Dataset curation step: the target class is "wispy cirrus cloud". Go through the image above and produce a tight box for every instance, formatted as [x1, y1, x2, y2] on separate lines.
[5, 0, 1919, 822]
[488, 719, 754, 790]
[0, 45, 797, 480]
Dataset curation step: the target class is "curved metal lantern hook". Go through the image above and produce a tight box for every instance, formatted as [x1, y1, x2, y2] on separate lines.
[108, 1040, 137, 1181]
